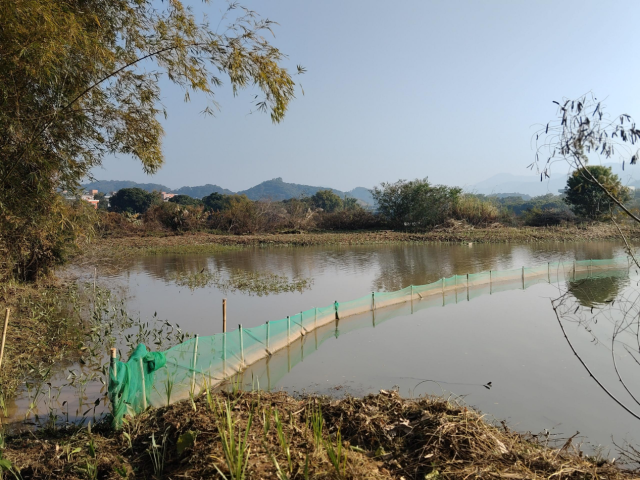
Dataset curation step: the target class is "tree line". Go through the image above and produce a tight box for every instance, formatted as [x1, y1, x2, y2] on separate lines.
[96, 167, 634, 236]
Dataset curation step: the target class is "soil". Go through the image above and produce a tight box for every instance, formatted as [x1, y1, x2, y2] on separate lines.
[2, 389, 634, 479]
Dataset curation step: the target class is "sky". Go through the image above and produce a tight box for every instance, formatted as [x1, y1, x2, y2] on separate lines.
[91, 0, 640, 192]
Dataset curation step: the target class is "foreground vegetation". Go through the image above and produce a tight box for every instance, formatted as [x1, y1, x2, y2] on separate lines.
[1, 389, 631, 479]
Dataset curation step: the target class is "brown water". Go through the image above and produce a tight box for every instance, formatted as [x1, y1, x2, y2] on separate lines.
[7, 241, 640, 455]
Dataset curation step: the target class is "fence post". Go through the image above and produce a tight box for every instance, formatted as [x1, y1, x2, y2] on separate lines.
[300, 312, 305, 336]
[573, 260, 576, 280]
[109, 348, 117, 404]
[223, 332, 227, 377]
[222, 298, 227, 333]
[287, 316, 291, 345]
[521, 266, 525, 289]
[489, 270, 492, 294]
[314, 307, 318, 329]
[371, 292, 375, 310]
[239, 324, 244, 366]
[266, 321, 270, 354]
[548, 262, 550, 283]
[191, 334, 199, 394]
[410, 285, 414, 314]
[139, 357, 147, 411]
[466, 273, 469, 301]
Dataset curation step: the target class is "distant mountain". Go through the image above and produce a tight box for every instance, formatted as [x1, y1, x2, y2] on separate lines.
[82, 180, 170, 193]
[469, 163, 640, 197]
[174, 184, 233, 198]
[239, 177, 346, 201]
[346, 187, 375, 205]
[83, 177, 375, 205]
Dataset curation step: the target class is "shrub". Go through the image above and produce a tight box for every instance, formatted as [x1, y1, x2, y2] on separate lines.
[316, 209, 383, 230]
[371, 178, 461, 230]
[452, 195, 500, 226]
[523, 208, 576, 227]
[144, 203, 207, 232]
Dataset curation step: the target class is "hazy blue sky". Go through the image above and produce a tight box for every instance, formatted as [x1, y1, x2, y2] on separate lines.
[91, 0, 640, 192]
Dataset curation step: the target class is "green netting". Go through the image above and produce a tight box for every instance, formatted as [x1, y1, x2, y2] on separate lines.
[109, 256, 631, 427]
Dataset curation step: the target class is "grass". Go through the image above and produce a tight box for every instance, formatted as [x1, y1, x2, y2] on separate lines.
[80, 223, 640, 256]
[0, 389, 636, 478]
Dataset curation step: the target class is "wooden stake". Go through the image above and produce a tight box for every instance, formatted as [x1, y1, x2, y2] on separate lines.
[139, 357, 147, 410]
[266, 321, 270, 354]
[0, 308, 10, 372]
[239, 325, 244, 366]
[191, 335, 199, 393]
[287, 316, 291, 345]
[110, 347, 117, 379]
[489, 270, 492, 294]
[466, 273, 469, 301]
[222, 298, 227, 333]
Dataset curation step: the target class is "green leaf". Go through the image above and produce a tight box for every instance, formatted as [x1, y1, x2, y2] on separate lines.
[177, 430, 196, 455]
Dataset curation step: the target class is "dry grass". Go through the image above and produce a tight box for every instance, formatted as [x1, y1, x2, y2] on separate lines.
[81, 223, 640, 255]
[2, 390, 633, 479]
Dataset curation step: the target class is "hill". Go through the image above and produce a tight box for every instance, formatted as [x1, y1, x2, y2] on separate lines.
[174, 184, 233, 198]
[83, 178, 374, 205]
[238, 177, 346, 201]
[82, 180, 170, 193]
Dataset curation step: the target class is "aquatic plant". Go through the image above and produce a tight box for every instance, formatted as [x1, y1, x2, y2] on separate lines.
[169, 268, 313, 296]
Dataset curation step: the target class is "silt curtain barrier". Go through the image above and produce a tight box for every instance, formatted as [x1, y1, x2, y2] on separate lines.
[107, 257, 630, 426]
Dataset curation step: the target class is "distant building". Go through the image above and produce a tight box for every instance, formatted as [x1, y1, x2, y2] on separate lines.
[81, 192, 99, 209]
[161, 192, 176, 202]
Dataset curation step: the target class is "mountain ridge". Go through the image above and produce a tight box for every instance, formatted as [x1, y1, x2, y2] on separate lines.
[82, 178, 375, 205]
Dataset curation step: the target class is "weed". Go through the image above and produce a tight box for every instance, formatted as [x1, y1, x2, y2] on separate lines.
[273, 408, 292, 473]
[214, 399, 253, 480]
[308, 403, 324, 451]
[148, 430, 169, 480]
[324, 429, 347, 479]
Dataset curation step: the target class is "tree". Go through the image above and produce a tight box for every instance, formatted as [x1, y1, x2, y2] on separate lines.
[533, 93, 640, 225]
[169, 195, 203, 207]
[564, 166, 630, 219]
[202, 192, 227, 212]
[371, 179, 461, 230]
[109, 188, 161, 214]
[0, 0, 302, 281]
[310, 190, 343, 212]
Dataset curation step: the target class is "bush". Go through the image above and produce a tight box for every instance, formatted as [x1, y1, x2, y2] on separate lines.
[1, 198, 98, 281]
[371, 178, 461, 230]
[316, 209, 383, 230]
[168, 195, 203, 207]
[523, 208, 576, 227]
[144, 203, 207, 232]
[452, 195, 500, 226]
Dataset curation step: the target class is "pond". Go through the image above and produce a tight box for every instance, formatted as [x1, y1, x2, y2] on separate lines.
[7, 241, 640, 454]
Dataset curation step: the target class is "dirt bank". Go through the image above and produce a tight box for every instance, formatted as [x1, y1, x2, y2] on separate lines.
[2, 389, 632, 479]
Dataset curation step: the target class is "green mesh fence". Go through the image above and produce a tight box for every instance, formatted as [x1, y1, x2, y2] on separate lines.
[108, 256, 631, 427]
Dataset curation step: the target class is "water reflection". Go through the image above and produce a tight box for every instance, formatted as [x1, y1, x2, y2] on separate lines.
[566, 274, 629, 307]
[117, 241, 624, 295]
